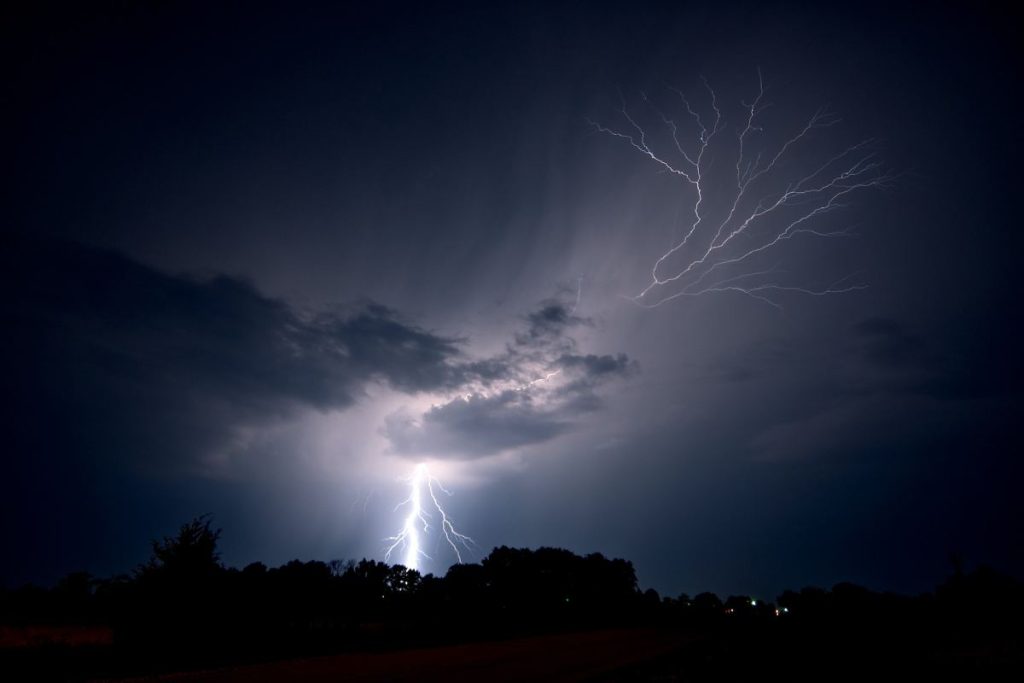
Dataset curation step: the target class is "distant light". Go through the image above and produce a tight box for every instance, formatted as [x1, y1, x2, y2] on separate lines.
[782, 607, 789, 613]
[775, 609, 780, 616]
[750, 599, 757, 606]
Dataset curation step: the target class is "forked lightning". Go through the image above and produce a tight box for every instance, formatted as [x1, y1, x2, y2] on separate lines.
[590, 70, 893, 309]
[384, 463, 474, 572]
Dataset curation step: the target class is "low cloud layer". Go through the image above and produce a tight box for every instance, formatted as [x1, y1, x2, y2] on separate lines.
[5, 238, 472, 473]
[851, 317, 1015, 401]
[385, 300, 636, 459]
[4, 238, 635, 474]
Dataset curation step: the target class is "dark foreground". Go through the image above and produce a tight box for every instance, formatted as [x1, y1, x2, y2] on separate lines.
[104, 629, 684, 683]
[93, 624, 1020, 683]
[4, 529, 1023, 681]
[6, 617, 1023, 682]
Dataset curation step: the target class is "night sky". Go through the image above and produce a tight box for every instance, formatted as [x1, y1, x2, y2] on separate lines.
[4, 1, 1021, 600]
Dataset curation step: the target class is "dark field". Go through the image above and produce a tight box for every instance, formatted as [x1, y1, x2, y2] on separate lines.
[91, 624, 1022, 683]
[107, 629, 685, 683]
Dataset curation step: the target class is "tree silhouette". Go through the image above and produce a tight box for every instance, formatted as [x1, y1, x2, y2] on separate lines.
[138, 514, 223, 580]
[3, 520, 1023, 681]
[127, 514, 226, 658]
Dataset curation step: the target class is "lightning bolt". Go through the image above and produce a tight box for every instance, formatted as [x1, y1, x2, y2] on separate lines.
[590, 69, 894, 309]
[383, 287, 595, 571]
[384, 463, 475, 571]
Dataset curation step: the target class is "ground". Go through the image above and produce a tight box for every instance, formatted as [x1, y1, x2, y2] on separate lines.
[106, 629, 686, 683]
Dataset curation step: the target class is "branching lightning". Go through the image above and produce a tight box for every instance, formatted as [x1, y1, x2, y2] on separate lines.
[590, 70, 894, 309]
[384, 463, 475, 572]
[381, 278, 603, 572]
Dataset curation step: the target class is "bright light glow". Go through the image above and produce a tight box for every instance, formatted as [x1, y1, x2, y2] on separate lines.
[384, 463, 474, 572]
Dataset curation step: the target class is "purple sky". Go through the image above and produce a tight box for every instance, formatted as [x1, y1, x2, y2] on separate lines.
[3, 1, 1021, 599]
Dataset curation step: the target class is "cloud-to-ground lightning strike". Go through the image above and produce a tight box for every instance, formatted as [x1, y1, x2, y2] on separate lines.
[384, 363, 559, 569]
[384, 463, 474, 572]
[383, 284, 601, 570]
[590, 70, 894, 309]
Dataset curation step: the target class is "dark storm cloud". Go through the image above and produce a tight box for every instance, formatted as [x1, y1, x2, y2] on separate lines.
[750, 315, 1020, 463]
[853, 317, 926, 368]
[556, 352, 632, 378]
[518, 301, 586, 345]
[4, 237, 467, 471]
[384, 304, 636, 459]
[385, 392, 570, 457]
[4, 238, 635, 469]
[851, 317, 1015, 401]
[316, 303, 464, 396]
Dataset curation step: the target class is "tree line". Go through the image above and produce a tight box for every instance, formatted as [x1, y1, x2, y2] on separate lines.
[2, 515, 1022, 679]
